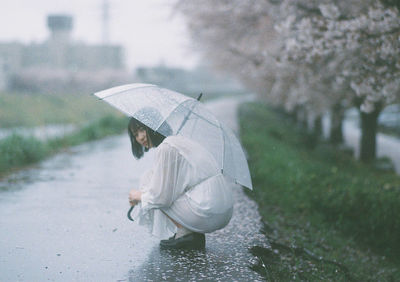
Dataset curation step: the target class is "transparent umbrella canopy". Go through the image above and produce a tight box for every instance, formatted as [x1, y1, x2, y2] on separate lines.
[94, 83, 252, 190]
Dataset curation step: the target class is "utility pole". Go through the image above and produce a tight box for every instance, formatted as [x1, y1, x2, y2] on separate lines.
[102, 0, 110, 45]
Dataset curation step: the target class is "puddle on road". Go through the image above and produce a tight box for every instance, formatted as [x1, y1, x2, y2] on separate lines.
[128, 243, 263, 281]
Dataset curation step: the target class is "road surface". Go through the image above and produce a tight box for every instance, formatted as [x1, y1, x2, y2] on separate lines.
[0, 96, 267, 281]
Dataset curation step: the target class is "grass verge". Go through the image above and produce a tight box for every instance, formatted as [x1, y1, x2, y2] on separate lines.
[0, 115, 127, 177]
[239, 102, 400, 280]
[0, 91, 119, 128]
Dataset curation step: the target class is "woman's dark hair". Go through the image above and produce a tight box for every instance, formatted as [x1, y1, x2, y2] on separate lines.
[128, 117, 169, 159]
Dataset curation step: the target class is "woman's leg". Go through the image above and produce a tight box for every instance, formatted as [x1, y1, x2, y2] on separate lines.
[161, 210, 195, 239]
[162, 210, 182, 228]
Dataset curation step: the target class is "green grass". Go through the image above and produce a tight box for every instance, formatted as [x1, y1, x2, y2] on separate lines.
[0, 91, 120, 128]
[0, 115, 127, 177]
[0, 134, 48, 173]
[47, 115, 127, 149]
[239, 102, 400, 280]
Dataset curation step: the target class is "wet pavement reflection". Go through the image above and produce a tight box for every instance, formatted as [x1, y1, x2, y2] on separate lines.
[0, 136, 158, 281]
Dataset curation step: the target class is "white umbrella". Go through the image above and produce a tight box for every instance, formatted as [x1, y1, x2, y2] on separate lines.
[94, 83, 252, 190]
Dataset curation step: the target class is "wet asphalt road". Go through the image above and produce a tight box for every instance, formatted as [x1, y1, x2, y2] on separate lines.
[0, 96, 267, 281]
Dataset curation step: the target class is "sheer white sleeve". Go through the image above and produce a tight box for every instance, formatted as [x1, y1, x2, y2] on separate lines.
[140, 143, 191, 212]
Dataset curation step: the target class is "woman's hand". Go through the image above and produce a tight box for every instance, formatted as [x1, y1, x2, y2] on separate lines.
[129, 189, 142, 207]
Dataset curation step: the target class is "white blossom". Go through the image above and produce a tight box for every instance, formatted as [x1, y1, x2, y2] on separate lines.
[319, 4, 341, 20]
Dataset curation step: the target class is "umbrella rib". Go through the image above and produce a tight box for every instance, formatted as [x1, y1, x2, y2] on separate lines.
[97, 85, 154, 100]
[178, 92, 202, 135]
[155, 100, 220, 132]
[179, 106, 221, 128]
[176, 101, 197, 135]
[189, 112, 200, 137]
[153, 100, 190, 132]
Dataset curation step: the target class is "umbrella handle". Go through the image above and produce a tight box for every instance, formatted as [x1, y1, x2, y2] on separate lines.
[127, 206, 134, 221]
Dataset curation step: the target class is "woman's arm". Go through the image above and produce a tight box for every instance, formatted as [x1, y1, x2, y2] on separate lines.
[140, 143, 190, 210]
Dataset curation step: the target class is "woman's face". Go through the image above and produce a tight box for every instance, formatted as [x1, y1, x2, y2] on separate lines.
[134, 127, 152, 149]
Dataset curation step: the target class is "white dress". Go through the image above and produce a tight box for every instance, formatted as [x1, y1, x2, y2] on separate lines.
[131, 135, 234, 239]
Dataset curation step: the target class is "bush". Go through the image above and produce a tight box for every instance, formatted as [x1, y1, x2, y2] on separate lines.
[48, 115, 126, 149]
[0, 134, 48, 173]
[0, 115, 127, 176]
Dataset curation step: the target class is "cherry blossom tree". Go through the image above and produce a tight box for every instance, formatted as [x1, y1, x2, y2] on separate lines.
[278, 1, 400, 161]
[177, 0, 400, 162]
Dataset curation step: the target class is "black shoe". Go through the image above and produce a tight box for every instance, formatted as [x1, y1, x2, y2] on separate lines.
[160, 232, 205, 250]
[163, 234, 176, 241]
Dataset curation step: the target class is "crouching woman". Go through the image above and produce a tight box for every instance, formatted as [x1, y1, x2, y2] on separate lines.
[127, 117, 233, 249]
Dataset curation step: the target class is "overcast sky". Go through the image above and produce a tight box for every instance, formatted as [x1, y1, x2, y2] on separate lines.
[0, 0, 199, 70]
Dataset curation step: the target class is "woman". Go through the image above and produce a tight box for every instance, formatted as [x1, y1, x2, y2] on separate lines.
[127, 117, 234, 249]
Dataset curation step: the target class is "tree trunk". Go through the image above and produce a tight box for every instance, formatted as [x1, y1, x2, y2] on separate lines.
[329, 103, 344, 145]
[313, 115, 323, 139]
[297, 107, 307, 129]
[288, 106, 298, 123]
[359, 107, 381, 163]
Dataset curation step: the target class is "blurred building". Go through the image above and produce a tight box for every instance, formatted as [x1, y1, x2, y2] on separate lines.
[0, 14, 131, 93]
[136, 64, 245, 97]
